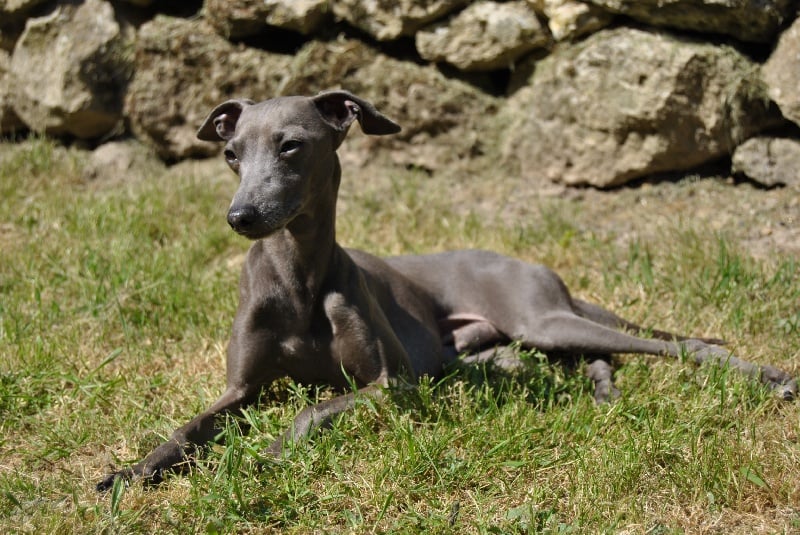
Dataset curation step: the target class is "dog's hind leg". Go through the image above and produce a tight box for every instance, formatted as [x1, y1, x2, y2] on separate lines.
[572, 299, 725, 345]
[513, 310, 795, 400]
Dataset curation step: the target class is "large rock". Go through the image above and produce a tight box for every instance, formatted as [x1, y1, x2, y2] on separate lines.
[128, 25, 497, 166]
[82, 140, 164, 183]
[280, 38, 379, 96]
[346, 55, 500, 169]
[261, 0, 330, 34]
[204, 0, 330, 38]
[0, 49, 24, 134]
[416, 1, 549, 71]
[9, 0, 133, 139]
[0, 0, 49, 23]
[503, 28, 781, 188]
[332, 0, 468, 41]
[529, 0, 613, 41]
[585, 0, 795, 43]
[732, 137, 800, 188]
[126, 16, 292, 160]
[762, 16, 800, 128]
[282, 38, 500, 170]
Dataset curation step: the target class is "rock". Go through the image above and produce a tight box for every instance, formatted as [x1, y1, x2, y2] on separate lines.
[502, 28, 781, 188]
[82, 140, 164, 183]
[204, 0, 330, 38]
[125, 16, 292, 161]
[127, 26, 497, 166]
[416, 1, 549, 71]
[528, 0, 613, 41]
[204, 0, 267, 39]
[332, 0, 468, 41]
[0, 0, 49, 23]
[9, 0, 133, 139]
[281, 38, 500, 171]
[279, 38, 382, 100]
[732, 137, 800, 188]
[346, 53, 500, 169]
[763, 16, 800, 128]
[0, 49, 24, 134]
[262, 0, 330, 34]
[584, 0, 794, 43]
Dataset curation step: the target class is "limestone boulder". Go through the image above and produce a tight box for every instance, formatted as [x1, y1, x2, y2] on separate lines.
[503, 28, 781, 188]
[9, 0, 133, 139]
[125, 16, 292, 161]
[0, 0, 49, 23]
[732, 137, 800, 188]
[528, 0, 613, 41]
[585, 0, 795, 43]
[280, 38, 378, 96]
[346, 54, 500, 169]
[763, 16, 800, 128]
[416, 1, 549, 71]
[204, 0, 330, 38]
[127, 25, 497, 166]
[332, 0, 468, 41]
[281, 38, 500, 170]
[82, 140, 164, 183]
[261, 0, 330, 34]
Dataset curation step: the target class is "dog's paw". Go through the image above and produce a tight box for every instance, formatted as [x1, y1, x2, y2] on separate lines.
[761, 365, 797, 401]
[96, 468, 132, 492]
[96, 440, 190, 492]
[96, 464, 169, 492]
[593, 381, 621, 404]
[773, 381, 797, 402]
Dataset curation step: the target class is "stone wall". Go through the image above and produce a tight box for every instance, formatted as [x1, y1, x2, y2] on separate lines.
[1, 0, 799, 188]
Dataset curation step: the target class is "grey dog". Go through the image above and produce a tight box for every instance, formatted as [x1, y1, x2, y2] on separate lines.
[97, 91, 796, 490]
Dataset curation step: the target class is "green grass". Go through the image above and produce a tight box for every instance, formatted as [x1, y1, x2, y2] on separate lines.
[1, 138, 799, 533]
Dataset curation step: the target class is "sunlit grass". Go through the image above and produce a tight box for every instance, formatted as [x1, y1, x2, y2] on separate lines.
[1, 138, 798, 533]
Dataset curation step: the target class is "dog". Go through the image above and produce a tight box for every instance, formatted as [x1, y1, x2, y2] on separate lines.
[97, 91, 796, 490]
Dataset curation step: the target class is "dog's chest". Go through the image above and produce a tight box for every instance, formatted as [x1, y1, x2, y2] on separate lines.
[272, 332, 340, 386]
[270, 306, 378, 388]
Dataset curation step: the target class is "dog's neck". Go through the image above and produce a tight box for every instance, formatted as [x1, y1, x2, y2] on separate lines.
[258, 156, 344, 303]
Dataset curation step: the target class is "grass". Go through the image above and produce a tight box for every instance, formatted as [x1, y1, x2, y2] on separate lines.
[1, 137, 799, 533]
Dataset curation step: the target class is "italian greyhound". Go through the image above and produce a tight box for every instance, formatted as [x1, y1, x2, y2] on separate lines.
[97, 91, 796, 491]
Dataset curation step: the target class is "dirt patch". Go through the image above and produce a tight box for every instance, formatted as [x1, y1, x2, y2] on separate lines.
[130, 145, 800, 261]
[334, 148, 800, 260]
[538, 176, 800, 260]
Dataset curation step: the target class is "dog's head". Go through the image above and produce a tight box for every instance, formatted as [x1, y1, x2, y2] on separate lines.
[197, 91, 400, 240]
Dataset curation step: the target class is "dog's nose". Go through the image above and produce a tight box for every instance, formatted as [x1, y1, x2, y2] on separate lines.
[227, 205, 257, 231]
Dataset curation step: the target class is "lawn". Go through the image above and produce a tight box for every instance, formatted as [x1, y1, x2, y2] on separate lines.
[1, 138, 798, 533]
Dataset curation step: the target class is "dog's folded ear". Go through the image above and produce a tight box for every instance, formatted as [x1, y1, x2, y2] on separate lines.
[312, 90, 401, 136]
[197, 99, 255, 141]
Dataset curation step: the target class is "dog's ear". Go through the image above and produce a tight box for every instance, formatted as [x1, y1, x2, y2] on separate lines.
[197, 99, 254, 141]
[312, 90, 401, 136]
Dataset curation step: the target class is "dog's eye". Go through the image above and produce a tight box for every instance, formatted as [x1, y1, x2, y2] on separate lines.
[279, 140, 302, 155]
[223, 149, 240, 171]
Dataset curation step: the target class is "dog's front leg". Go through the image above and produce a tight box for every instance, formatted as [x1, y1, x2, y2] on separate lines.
[266, 384, 387, 457]
[97, 385, 259, 491]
